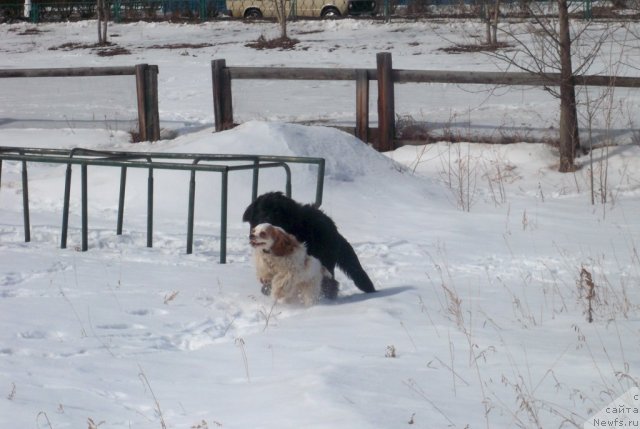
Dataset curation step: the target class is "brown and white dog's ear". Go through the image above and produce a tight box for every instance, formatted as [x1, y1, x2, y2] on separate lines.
[270, 227, 297, 257]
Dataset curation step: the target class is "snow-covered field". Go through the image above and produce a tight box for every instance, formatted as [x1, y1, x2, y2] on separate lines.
[1, 18, 640, 429]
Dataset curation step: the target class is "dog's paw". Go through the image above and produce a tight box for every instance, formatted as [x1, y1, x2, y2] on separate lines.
[260, 281, 272, 296]
[321, 277, 339, 300]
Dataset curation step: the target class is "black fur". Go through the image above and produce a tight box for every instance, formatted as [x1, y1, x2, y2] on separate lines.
[243, 192, 376, 298]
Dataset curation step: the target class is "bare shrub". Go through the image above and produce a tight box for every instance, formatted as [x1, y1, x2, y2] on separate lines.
[439, 143, 478, 212]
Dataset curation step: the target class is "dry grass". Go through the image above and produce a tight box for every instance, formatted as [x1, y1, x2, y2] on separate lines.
[396, 115, 560, 146]
[439, 41, 512, 54]
[245, 36, 300, 50]
[95, 45, 131, 56]
[16, 28, 46, 36]
[48, 42, 131, 56]
[147, 43, 214, 50]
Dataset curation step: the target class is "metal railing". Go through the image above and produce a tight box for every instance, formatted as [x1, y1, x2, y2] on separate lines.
[0, 146, 325, 263]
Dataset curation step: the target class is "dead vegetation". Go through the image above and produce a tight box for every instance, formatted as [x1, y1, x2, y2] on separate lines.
[48, 42, 131, 56]
[245, 35, 300, 50]
[439, 41, 511, 54]
[395, 115, 560, 147]
[147, 43, 214, 50]
[13, 27, 46, 36]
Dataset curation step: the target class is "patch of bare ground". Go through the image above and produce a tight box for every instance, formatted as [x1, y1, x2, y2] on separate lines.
[49, 42, 94, 51]
[14, 28, 46, 36]
[245, 36, 300, 50]
[147, 43, 214, 49]
[396, 118, 560, 146]
[440, 42, 511, 54]
[292, 29, 323, 36]
[48, 42, 131, 56]
[95, 45, 131, 56]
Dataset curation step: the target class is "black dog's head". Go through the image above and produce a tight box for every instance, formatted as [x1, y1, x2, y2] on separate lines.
[242, 192, 299, 230]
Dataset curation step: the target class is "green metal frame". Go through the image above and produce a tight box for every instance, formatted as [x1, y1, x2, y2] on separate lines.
[0, 146, 325, 264]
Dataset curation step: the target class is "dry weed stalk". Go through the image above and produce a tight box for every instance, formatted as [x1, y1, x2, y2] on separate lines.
[482, 151, 518, 207]
[191, 420, 218, 429]
[441, 284, 465, 332]
[163, 290, 179, 305]
[441, 142, 478, 212]
[579, 267, 596, 323]
[385, 345, 397, 358]
[138, 366, 167, 429]
[438, 275, 492, 428]
[59, 265, 88, 337]
[36, 411, 54, 429]
[87, 417, 105, 428]
[403, 379, 455, 426]
[235, 337, 250, 383]
[260, 300, 280, 331]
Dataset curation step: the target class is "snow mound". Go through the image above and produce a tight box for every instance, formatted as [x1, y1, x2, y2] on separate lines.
[172, 121, 407, 182]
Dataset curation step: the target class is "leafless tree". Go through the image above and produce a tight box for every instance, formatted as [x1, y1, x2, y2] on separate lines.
[480, 0, 501, 47]
[556, 0, 579, 172]
[492, 0, 612, 172]
[97, 0, 109, 45]
[274, 0, 288, 40]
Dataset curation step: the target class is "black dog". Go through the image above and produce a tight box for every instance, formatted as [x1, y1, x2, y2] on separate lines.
[242, 192, 376, 299]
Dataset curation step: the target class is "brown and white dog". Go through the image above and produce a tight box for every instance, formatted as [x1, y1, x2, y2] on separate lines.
[249, 223, 332, 306]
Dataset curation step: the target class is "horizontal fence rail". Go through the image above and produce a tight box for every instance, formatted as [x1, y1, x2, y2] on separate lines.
[0, 147, 325, 263]
[0, 64, 160, 142]
[222, 64, 640, 87]
[0, 66, 139, 78]
[212, 53, 640, 151]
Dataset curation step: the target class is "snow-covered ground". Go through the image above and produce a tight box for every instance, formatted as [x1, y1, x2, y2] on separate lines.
[1, 19, 639, 429]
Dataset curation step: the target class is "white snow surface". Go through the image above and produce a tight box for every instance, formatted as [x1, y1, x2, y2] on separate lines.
[1, 19, 640, 429]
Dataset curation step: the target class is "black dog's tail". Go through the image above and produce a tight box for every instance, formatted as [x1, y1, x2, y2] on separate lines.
[336, 236, 376, 293]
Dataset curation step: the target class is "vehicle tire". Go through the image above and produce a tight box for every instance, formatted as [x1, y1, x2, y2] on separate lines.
[320, 6, 341, 17]
[244, 8, 263, 18]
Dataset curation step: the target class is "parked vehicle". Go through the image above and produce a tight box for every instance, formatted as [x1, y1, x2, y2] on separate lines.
[228, 0, 376, 18]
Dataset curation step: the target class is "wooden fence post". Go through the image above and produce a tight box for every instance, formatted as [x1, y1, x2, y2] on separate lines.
[212, 59, 234, 132]
[376, 52, 395, 152]
[355, 69, 369, 143]
[135, 64, 160, 142]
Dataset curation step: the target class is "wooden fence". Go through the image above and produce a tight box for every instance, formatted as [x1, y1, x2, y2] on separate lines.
[0, 64, 160, 142]
[211, 53, 640, 151]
